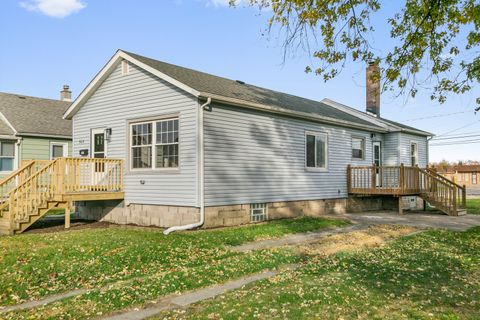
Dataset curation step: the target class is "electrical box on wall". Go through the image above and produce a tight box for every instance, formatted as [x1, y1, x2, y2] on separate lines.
[79, 149, 89, 156]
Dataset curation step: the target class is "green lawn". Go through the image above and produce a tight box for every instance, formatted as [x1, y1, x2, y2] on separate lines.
[157, 227, 480, 320]
[0, 217, 346, 319]
[466, 199, 480, 214]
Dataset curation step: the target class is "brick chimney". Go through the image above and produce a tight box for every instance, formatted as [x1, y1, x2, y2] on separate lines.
[60, 85, 72, 102]
[366, 62, 380, 117]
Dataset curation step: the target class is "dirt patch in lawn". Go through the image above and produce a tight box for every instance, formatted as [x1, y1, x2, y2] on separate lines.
[296, 224, 419, 257]
[23, 219, 112, 234]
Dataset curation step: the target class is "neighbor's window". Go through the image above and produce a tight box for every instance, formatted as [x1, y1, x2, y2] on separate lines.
[306, 132, 327, 169]
[0, 141, 14, 172]
[351, 137, 365, 159]
[131, 118, 179, 170]
[473, 173, 477, 185]
[410, 142, 418, 166]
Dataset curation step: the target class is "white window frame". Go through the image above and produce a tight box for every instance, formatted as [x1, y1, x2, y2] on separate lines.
[410, 142, 418, 166]
[129, 117, 179, 171]
[49, 142, 68, 160]
[0, 140, 16, 173]
[351, 136, 366, 160]
[473, 172, 477, 185]
[121, 60, 129, 75]
[305, 131, 328, 171]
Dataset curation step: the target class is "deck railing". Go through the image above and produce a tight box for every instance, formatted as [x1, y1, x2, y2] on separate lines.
[6, 157, 123, 232]
[347, 164, 466, 215]
[0, 160, 51, 199]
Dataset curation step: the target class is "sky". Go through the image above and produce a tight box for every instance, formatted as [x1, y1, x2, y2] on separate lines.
[0, 0, 479, 163]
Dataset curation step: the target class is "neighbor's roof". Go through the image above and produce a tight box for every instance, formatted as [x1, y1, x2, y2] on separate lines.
[0, 92, 72, 138]
[64, 50, 431, 136]
[455, 165, 480, 173]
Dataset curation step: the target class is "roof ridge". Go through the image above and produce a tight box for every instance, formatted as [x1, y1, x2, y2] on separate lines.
[0, 91, 70, 104]
[122, 50, 328, 107]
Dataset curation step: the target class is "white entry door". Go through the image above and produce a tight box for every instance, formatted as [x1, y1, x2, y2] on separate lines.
[373, 142, 382, 187]
[91, 129, 106, 186]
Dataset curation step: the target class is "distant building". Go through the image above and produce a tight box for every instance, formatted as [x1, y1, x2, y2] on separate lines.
[436, 165, 479, 187]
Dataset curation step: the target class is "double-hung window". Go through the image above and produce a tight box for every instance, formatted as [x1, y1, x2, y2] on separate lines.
[130, 118, 179, 170]
[411, 142, 418, 166]
[351, 137, 365, 160]
[305, 132, 327, 170]
[0, 141, 15, 172]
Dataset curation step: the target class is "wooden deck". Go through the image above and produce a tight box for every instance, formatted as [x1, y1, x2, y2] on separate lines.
[0, 157, 124, 235]
[347, 164, 467, 216]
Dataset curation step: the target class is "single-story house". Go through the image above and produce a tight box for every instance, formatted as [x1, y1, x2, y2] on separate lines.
[0, 88, 73, 179]
[62, 50, 437, 230]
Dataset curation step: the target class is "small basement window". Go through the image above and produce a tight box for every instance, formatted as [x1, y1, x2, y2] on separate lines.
[250, 203, 267, 222]
[351, 137, 365, 160]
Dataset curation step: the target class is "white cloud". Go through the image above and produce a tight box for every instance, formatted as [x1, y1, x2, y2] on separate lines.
[205, 0, 241, 7]
[20, 0, 86, 18]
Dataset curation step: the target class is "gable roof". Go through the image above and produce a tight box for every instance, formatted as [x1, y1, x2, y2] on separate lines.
[64, 50, 430, 136]
[0, 92, 72, 138]
[321, 99, 432, 136]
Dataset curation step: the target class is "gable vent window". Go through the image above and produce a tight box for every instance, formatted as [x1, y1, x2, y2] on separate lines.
[250, 203, 267, 222]
[121, 60, 129, 75]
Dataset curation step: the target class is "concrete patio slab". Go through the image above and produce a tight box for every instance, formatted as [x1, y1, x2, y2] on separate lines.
[332, 211, 480, 231]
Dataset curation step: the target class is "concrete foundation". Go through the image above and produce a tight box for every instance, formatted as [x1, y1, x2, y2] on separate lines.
[75, 195, 412, 229]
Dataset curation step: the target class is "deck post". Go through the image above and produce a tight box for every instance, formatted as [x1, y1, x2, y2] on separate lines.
[399, 163, 405, 195]
[65, 202, 71, 229]
[371, 164, 376, 193]
[462, 184, 466, 208]
[347, 165, 351, 193]
[398, 196, 404, 215]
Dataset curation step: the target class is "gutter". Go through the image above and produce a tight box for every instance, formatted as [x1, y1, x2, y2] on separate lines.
[163, 97, 211, 235]
[15, 133, 72, 139]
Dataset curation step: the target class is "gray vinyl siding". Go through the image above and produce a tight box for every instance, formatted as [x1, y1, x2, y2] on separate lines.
[398, 133, 428, 168]
[383, 132, 400, 166]
[73, 62, 198, 206]
[203, 103, 375, 206]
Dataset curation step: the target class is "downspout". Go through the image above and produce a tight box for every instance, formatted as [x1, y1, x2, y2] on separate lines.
[164, 97, 211, 235]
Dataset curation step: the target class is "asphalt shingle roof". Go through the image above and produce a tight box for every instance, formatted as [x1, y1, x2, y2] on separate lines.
[0, 92, 72, 137]
[124, 51, 384, 129]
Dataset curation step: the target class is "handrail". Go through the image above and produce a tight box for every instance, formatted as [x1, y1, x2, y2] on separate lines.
[348, 164, 465, 215]
[425, 167, 465, 189]
[6, 157, 124, 233]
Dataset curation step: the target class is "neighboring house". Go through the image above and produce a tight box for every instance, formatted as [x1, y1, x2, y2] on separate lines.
[0, 88, 73, 178]
[62, 50, 436, 229]
[436, 165, 479, 187]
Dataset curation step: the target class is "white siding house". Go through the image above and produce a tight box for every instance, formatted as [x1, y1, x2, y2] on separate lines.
[64, 50, 432, 229]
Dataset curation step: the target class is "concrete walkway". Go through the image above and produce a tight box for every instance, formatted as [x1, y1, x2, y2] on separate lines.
[333, 211, 480, 231]
[231, 224, 369, 252]
[0, 289, 88, 314]
[101, 267, 297, 320]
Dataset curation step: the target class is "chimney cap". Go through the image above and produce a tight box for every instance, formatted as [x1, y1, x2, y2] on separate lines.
[63, 84, 70, 90]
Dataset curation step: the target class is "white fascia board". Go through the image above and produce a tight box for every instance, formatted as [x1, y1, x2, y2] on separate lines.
[201, 93, 388, 133]
[63, 50, 201, 119]
[321, 98, 392, 130]
[322, 98, 433, 137]
[16, 133, 72, 139]
[0, 112, 17, 134]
